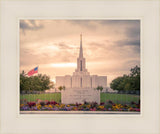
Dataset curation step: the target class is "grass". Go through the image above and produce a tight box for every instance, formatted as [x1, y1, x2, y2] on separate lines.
[20, 93, 61, 103]
[100, 93, 140, 104]
[20, 92, 140, 104]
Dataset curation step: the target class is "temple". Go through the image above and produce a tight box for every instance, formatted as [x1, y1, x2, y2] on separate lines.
[56, 34, 107, 89]
[55, 35, 107, 104]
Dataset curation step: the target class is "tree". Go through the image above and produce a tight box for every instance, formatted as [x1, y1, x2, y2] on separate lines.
[124, 83, 131, 91]
[58, 86, 65, 91]
[110, 77, 124, 91]
[110, 66, 140, 94]
[58, 86, 63, 91]
[49, 81, 54, 89]
[20, 71, 52, 93]
[130, 66, 140, 91]
[130, 65, 140, 77]
[62, 86, 66, 90]
[96, 86, 103, 92]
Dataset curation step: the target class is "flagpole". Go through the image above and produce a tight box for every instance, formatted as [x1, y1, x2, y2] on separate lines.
[36, 66, 38, 102]
[26, 66, 39, 103]
[28, 71, 30, 103]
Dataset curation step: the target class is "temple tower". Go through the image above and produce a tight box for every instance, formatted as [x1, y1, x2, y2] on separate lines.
[74, 34, 89, 75]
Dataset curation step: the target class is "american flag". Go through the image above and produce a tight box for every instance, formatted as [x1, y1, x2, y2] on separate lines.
[27, 66, 38, 76]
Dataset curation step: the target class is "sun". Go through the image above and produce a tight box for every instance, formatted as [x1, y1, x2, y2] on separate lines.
[51, 79, 56, 83]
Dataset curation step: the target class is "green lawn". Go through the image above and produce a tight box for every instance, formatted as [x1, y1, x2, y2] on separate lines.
[20, 93, 140, 104]
[20, 93, 61, 102]
[100, 93, 140, 104]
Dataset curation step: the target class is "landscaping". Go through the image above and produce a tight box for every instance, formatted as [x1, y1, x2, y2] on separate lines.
[20, 93, 140, 112]
[20, 93, 140, 104]
[20, 99, 140, 112]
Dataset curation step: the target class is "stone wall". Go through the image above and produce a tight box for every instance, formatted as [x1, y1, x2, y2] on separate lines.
[64, 75, 72, 88]
[61, 88, 100, 104]
[56, 76, 65, 87]
[98, 76, 107, 87]
[56, 75, 107, 89]
[91, 75, 98, 88]
[82, 75, 91, 88]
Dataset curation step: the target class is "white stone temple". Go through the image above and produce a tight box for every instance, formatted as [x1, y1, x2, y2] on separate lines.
[56, 35, 107, 104]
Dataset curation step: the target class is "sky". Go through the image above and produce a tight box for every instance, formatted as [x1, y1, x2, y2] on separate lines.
[20, 20, 140, 86]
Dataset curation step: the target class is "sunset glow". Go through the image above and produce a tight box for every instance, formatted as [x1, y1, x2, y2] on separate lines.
[51, 63, 76, 68]
[20, 20, 140, 85]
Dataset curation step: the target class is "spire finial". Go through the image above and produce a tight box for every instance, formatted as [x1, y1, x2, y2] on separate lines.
[79, 34, 83, 58]
[80, 34, 82, 43]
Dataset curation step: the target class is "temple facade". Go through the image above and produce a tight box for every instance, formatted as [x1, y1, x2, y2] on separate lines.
[56, 35, 107, 89]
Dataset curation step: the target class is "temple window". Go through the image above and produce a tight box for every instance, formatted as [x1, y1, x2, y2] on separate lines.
[80, 60, 82, 71]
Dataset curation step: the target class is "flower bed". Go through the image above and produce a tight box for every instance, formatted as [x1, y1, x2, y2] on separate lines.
[20, 99, 140, 112]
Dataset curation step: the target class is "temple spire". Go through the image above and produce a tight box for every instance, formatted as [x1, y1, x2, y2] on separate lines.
[79, 34, 83, 58]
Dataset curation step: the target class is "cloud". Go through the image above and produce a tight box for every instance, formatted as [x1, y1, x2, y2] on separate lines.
[20, 20, 140, 85]
[20, 20, 43, 32]
[54, 42, 77, 50]
[105, 20, 140, 54]
[99, 20, 140, 25]
[69, 20, 97, 30]
[126, 27, 140, 39]
[125, 59, 140, 67]
[114, 39, 140, 54]
[20, 41, 79, 67]
[115, 39, 140, 46]
[113, 20, 140, 53]
[69, 20, 140, 33]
